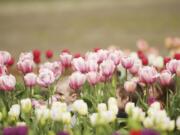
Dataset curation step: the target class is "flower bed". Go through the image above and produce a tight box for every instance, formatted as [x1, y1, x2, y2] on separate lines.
[1, 38, 180, 135]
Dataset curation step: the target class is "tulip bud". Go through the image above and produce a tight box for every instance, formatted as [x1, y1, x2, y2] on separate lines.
[124, 81, 137, 93]
[8, 104, 20, 120]
[90, 113, 98, 126]
[59, 52, 73, 68]
[121, 56, 134, 69]
[176, 116, 180, 130]
[20, 98, 32, 113]
[46, 50, 53, 59]
[86, 71, 99, 85]
[159, 70, 172, 86]
[72, 100, 88, 115]
[24, 73, 37, 87]
[97, 103, 107, 113]
[72, 57, 87, 73]
[0, 74, 16, 91]
[62, 112, 71, 124]
[143, 117, 153, 128]
[125, 102, 135, 115]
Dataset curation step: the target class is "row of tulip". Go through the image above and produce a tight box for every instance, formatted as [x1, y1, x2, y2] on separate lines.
[1, 38, 180, 135]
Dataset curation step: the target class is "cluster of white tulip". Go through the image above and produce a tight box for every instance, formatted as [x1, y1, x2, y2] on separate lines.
[8, 98, 32, 121]
[72, 99, 88, 115]
[144, 102, 175, 131]
[35, 101, 72, 125]
[125, 102, 145, 122]
[89, 97, 118, 126]
[125, 102, 176, 132]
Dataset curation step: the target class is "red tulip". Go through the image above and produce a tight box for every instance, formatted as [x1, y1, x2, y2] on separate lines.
[163, 57, 171, 65]
[93, 47, 101, 52]
[33, 49, 41, 59]
[46, 50, 53, 59]
[141, 57, 148, 66]
[33, 57, 41, 64]
[174, 53, 180, 60]
[7, 57, 15, 67]
[130, 130, 142, 135]
[74, 53, 81, 58]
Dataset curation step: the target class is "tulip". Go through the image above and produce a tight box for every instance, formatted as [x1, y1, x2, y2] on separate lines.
[62, 49, 70, 54]
[40, 61, 62, 80]
[176, 116, 180, 130]
[166, 59, 180, 73]
[86, 71, 99, 85]
[0, 51, 11, 65]
[99, 59, 115, 78]
[129, 59, 142, 75]
[141, 56, 148, 66]
[74, 53, 81, 58]
[57, 131, 69, 135]
[3, 126, 28, 135]
[85, 52, 99, 62]
[18, 52, 33, 61]
[46, 50, 53, 59]
[24, 73, 37, 87]
[125, 102, 135, 115]
[0, 65, 7, 76]
[174, 53, 180, 60]
[97, 49, 108, 63]
[62, 112, 71, 124]
[17, 59, 35, 74]
[86, 60, 98, 72]
[0, 74, 16, 91]
[97, 103, 107, 112]
[138, 66, 158, 84]
[124, 81, 137, 93]
[152, 56, 164, 69]
[72, 100, 88, 115]
[121, 56, 134, 69]
[59, 52, 73, 68]
[20, 98, 32, 113]
[33, 49, 41, 59]
[164, 57, 171, 65]
[108, 51, 121, 65]
[7, 57, 15, 67]
[72, 57, 87, 73]
[8, 104, 20, 119]
[159, 70, 172, 86]
[37, 69, 55, 88]
[69, 71, 86, 90]
[142, 129, 160, 135]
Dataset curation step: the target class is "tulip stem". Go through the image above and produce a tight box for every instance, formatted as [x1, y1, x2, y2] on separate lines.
[125, 69, 128, 81]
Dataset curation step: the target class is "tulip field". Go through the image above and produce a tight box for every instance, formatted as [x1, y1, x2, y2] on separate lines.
[1, 38, 180, 135]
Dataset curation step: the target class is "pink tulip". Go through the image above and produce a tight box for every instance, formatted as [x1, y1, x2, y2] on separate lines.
[108, 51, 121, 65]
[99, 71, 106, 82]
[129, 60, 142, 75]
[37, 69, 55, 88]
[124, 81, 137, 92]
[176, 65, 180, 77]
[138, 66, 158, 84]
[17, 52, 35, 74]
[166, 59, 180, 74]
[0, 65, 7, 76]
[159, 70, 172, 86]
[24, 73, 37, 87]
[85, 52, 99, 62]
[69, 71, 86, 90]
[0, 74, 16, 91]
[72, 57, 87, 73]
[86, 71, 99, 85]
[99, 59, 115, 78]
[97, 49, 108, 63]
[86, 60, 98, 72]
[18, 52, 34, 61]
[59, 52, 73, 68]
[121, 56, 134, 69]
[17, 59, 35, 74]
[40, 61, 62, 80]
[0, 51, 11, 65]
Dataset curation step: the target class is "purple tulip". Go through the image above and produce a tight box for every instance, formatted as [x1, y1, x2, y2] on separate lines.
[142, 129, 159, 135]
[57, 131, 69, 135]
[3, 126, 28, 135]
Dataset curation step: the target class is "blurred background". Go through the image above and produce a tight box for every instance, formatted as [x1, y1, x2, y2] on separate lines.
[0, 0, 180, 58]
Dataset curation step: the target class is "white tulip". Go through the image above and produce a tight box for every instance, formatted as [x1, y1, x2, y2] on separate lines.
[176, 116, 180, 130]
[152, 56, 164, 69]
[90, 113, 98, 126]
[16, 122, 26, 126]
[72, 100, 88, 115]
[97, 103, 107, 113]
[35, 107, 50, 121]
[143, 117, 153, 128]
[51, 102, 67, 112]
[109, 104, 118, 115]
[20, 98, 32, 113]
[50, 107, 62, 121]
[8, 104, 20, 119]
[150, 102, 161, 110]
[62, 112, 71, 124]
[168, 120, 175, 131]
[108, 97, 117, 107]
[132, 107, 145, 122]
[125, 102, 135, 115]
